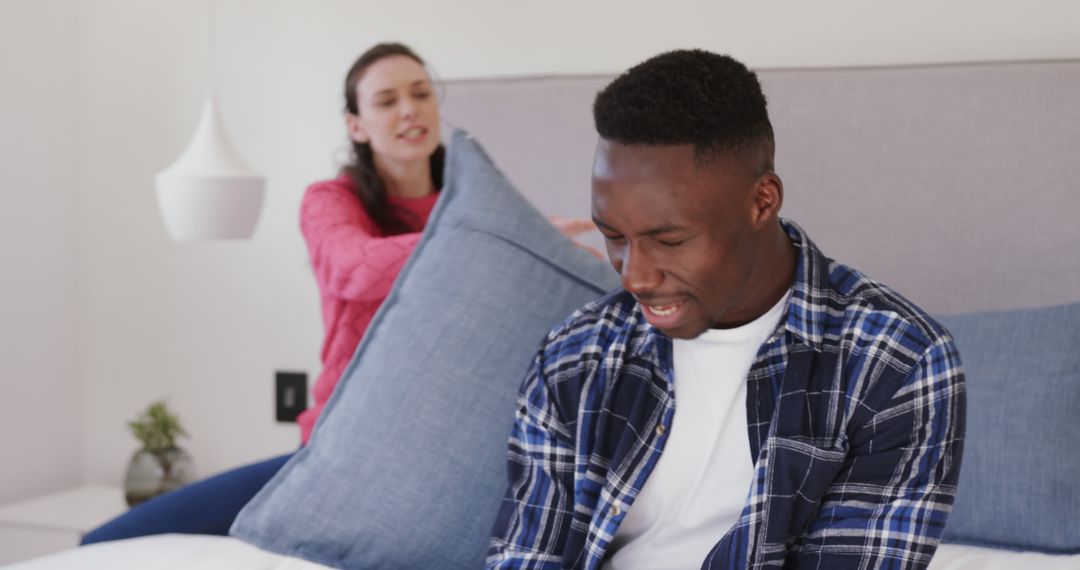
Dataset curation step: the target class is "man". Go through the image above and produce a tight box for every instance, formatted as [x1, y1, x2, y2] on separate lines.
[488, 49, 965, 570]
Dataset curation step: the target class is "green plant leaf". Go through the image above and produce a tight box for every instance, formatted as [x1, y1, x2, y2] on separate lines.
[127, 400, 188, 453]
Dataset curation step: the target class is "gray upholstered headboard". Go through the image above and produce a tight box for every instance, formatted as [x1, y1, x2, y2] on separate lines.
[440, 60, 1080, 315]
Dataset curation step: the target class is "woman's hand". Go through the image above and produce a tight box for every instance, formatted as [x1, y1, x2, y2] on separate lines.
[549, 217, 605, 260]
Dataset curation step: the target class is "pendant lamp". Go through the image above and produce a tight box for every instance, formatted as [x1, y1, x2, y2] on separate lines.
[155, 94, 265, 240]
[154, 2, 265, 241]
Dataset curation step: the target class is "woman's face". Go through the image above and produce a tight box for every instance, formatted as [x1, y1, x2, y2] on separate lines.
[347, 55, 441, 165]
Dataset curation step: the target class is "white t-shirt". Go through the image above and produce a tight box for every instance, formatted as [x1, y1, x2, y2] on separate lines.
[603, 291, 790, 570]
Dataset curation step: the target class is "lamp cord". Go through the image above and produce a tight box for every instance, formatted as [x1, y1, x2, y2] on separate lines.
[207, 0, 217, 94]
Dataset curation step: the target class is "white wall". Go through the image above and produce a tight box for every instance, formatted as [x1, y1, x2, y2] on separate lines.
[73, 1, 316, 484]
[3, 0, 1079, 494]
[0, 0, 81, 505]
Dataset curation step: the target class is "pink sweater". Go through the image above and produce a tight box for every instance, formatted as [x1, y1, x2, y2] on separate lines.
[297, 174, 439, 443]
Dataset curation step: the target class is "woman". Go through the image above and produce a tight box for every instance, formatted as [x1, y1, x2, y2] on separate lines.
[296, 42, 445, 444]
[82, 42, 594, 545]
[82, 42, 446, 544]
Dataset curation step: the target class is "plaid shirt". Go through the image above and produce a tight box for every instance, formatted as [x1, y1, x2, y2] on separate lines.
[488, 220, 966, 570]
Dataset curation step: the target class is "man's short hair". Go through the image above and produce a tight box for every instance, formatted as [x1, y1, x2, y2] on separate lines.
[593, 49, 774, 162]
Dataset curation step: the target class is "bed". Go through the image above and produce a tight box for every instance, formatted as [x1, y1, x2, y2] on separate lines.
[10, 59, 1079, 568]
[8, 535, 1080, 570]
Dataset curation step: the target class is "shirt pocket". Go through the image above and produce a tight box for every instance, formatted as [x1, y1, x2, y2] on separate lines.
[760, 436, 847, 546]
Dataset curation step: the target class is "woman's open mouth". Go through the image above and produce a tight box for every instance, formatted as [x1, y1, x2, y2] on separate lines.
[399, 126, 428, 142]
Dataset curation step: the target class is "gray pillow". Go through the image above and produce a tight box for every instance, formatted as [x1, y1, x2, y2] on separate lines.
[230, 130, 619, 568]
[939, 302, 1080, 553]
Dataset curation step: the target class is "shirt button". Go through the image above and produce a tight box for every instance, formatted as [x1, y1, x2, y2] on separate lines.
[611, 503, 622, 516]
[655, 424, 666, 437]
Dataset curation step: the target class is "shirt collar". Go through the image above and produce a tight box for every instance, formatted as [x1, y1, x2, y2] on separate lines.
[780, 218, 831, 352]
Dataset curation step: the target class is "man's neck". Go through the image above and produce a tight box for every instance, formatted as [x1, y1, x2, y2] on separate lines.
[759, 223, 799, 311]
[714, 222, 798, 329]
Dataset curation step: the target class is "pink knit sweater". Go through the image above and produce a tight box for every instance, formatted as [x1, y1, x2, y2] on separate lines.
[297, 174, 439, 443]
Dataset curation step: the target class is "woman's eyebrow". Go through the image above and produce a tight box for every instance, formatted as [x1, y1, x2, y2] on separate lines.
[371, 80, 430, 98]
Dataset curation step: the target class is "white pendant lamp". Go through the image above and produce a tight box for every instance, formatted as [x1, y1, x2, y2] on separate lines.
[155, 1, 265, 241]
[155, 94, 265, 240]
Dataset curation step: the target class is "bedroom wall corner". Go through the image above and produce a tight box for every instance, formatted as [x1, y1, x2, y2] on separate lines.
[0, 0, 82, 505]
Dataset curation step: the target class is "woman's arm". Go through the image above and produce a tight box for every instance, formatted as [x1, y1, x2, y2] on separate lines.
[300, 181, 421, 303]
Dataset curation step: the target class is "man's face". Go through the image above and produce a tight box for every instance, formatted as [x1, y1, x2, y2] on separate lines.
[592, 140, 768, 339]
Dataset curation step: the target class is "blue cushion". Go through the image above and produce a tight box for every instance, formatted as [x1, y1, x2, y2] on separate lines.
[231, 130, 619, 568]
[938, 302, 1080, 553]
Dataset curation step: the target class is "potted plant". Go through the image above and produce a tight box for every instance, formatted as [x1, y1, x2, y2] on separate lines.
[124, 400, 195, 506]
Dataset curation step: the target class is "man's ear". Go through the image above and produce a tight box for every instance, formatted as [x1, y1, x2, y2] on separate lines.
[750, 172, 783, 229]
[345, 113, 369, 144]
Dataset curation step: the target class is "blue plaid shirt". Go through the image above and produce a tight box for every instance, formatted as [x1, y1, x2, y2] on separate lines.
[488, 220, 966, 570]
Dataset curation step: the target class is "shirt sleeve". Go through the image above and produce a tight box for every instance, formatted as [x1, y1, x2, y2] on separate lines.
[791, 335, 966, 570]
[299, 182, 421, 303]
[487, 350, 577, 570]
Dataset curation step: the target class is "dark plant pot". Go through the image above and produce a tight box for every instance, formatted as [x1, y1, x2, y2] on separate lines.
[123, 447, 195, 507]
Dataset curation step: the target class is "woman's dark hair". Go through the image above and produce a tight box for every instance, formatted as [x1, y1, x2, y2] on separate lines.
[343, 42, 445, 235]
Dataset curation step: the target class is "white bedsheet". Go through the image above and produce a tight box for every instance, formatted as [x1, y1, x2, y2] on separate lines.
[4, 534, 1078, 569]
[3, 534, 331, 569]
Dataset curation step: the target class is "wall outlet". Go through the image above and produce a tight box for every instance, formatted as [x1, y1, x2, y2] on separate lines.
[275, 371, 308, 423]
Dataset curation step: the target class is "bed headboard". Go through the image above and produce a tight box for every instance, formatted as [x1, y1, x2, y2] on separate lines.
[441, 60, 1080, 314]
